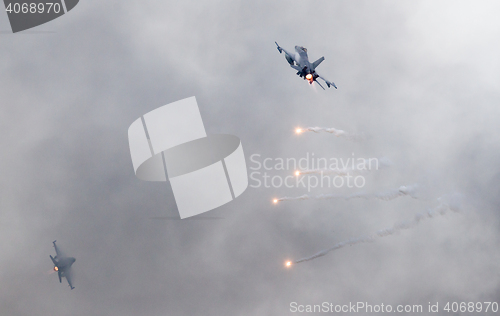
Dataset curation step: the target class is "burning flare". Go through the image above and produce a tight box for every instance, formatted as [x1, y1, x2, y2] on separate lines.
[285, 261, 292, 268]
[293, 126, 365, 142]
[54, 266, 58, 271]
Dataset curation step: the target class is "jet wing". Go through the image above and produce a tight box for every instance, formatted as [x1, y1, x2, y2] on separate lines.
[53, 240, 62, 258]
[311, 56, 324, 70]
[317, 73, 337, 89]
[275, 42, 296, 63]
[65, 267, 75, 290]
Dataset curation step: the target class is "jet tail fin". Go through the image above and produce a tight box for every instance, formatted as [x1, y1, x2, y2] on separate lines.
[315, 80, 326, 90]
[324, 80, 337, 89]
[50, 255, 57, 266]
[312, 57, 324, 70]
[275, 41, 282, 53]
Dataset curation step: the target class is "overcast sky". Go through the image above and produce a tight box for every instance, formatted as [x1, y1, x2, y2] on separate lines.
[1, 1, 500, 315]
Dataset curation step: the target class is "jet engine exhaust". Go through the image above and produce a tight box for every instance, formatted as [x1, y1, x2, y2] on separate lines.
[305, 73, 314, 84]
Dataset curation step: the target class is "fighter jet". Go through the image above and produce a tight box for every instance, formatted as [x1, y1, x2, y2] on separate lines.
[49, 240, 76, 290]
[275, 42, 337, 90]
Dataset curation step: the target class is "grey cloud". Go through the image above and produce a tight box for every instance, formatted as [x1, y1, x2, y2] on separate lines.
[1, 1, 499, 315]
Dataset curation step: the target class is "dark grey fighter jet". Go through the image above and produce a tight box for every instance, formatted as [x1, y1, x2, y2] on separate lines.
[49, 240, 76, 290]
[275, 42, 337, 90]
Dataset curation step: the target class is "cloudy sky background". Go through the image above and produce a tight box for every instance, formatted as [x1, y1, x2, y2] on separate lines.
[1, 0, 500, 315]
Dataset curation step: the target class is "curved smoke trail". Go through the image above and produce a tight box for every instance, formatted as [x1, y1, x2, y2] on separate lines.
[294, 195, 461, 264]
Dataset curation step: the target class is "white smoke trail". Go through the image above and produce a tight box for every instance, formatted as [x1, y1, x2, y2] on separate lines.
[296, 127, 364, 142]
[276, 184, 418, 202]
[294, 195, 461, 264]
[297, 168, 353, 176]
